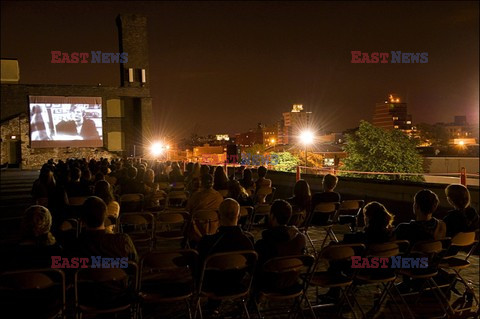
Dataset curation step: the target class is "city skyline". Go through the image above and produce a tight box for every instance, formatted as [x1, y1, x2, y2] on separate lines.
[1, 1, 478, 139]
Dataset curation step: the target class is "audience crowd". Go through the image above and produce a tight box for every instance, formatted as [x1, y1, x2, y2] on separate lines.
[2, 156, 479, 318]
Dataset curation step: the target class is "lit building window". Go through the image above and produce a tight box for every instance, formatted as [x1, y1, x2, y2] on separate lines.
[394, 125, 399, 129]
[406, 121, 411, 124]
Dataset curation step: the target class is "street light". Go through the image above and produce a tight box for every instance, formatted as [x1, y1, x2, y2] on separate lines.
[300, 130, 314, 173]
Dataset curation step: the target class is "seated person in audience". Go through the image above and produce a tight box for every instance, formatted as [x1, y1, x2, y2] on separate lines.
[255, 166, 272, 190]
[443, 183, 479, 238]
[102, 165, 117, 187]
[119, 166, 145, 195]
[71, 196, 138, 262]
[197, 198, 254, 259]
[213, 166, 229, 191]
[66, 167, 91, 197]
[255, 199, 306, 265]
[240, 168, 256, 195]
[287, 179, 311, 226]
[395, 189, 446, 244]
[310, 174, 341, 225]
[227, 179, 254, 207]
[4, 205, 62, 270]
[196, 199, 254, 313]
[311, 173, 340, 207]
[94, 180, 120, 233]
[80, 168, 94, 194]
[343, 201, 395, 244]
[169, 162, 185, 184]
[186, 174, 223, 213]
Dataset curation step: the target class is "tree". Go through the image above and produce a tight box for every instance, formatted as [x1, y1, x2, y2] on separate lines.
[269, 152, 300, 172]
[342, 121, 424, 181]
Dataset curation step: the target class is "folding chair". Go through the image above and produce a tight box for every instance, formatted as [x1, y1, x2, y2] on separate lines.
[165, 190, 189, 209]
[155, 211, 190, 249]
[255, 254, 315, 319]
[119, 212, 155, 253]
[195, 250, 258, 319]
[139, 249, 198, 319]
[248, 204, 272, 231]
[0, 268, 66, 319]
[120, 193, 144, 213]
[304, 202, 340, 255]
[302, 243, 365, 319]
[66, 196, 89, 218]
[239, 206, 254, 230]
[171, 182, 186, 191]
[187, 210, 219, 244]
[337, 200, 364, 231]
[439, 231, 479, 315]
[74, 261, 139, 319]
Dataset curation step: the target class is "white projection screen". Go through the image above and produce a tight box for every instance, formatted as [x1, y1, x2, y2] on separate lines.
[29, 96, 103, 148]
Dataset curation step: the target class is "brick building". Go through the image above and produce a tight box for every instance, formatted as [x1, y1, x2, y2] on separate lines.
[0, 15, 153, 169]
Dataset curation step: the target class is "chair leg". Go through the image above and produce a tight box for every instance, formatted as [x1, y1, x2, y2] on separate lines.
[241, 298, 250, 319]
[305, 231, 317, 256]
[392, 281, 416, 319]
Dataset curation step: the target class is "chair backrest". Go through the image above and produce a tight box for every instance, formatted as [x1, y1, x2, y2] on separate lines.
[68, 196, 88, 206]
[262, 254, 315, 291]
[339, 200, 364, 212]
[0, 268, 66, 318]
[120, 193, 144, 212]
[307, 202, 340, 226]
[188, 210, 219, 242]
[451, 231, 477, 247]
[140, 249, 198, 292]
[157, 182, 170, 191]
[367, 240, 409, 258]
[320, 243, 365, 262]
[119, 212, 155, 243]
[74, 261, 138, 311]
[166, 191, 188, 208]
[199, 250, 258, 296]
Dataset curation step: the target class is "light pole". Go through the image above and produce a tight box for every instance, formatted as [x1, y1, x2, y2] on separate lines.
[300, 130, 314, 174]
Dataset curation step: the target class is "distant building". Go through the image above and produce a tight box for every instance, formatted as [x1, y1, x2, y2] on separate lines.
[445, 115, 476, 141]
[281, 104, 312, 145]
[372, 94, 414, 134]
[262, 123, 277, 147]
[236, 123, 263, 148]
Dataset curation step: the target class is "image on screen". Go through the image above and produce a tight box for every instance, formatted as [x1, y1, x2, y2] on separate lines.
[29, 96, 103, 148]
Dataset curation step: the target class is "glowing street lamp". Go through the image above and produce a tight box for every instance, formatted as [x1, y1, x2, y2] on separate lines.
[300, 130, 314, 173]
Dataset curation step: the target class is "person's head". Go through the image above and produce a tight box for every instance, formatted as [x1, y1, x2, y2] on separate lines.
[21, 205, 55, 245]
[144, 168, 155, 184]
[200, 165, 210, 177]
[258, 166, 268, 178]
[243, 168, 253, 181]
[70, 104, 86, 125]
[39, 166, 54, 184]
[322, 174, 338, 192]
[81, 168, 92, 181]
[214, 166, 228, 182]
[94, 180, 113, 205]
[71, 167, 82, 182]
[270, 199, 293, 227]
[363, 201, 394, 232]
[445, 184, 470, 210]
[218, 198, 240, 226]
[294, 179, 311, 200]
[414, 189, 439, 219]
[228, 179, 247, 199]
[81, 196, 107, 229]
[127, 166, 138, 179]
[201, 173, 214, 189]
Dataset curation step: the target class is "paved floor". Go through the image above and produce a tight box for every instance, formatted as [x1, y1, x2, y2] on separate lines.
[0, 169, 478, 318]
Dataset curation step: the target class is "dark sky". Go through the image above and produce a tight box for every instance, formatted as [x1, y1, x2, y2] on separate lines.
[1, 1, 478, 139]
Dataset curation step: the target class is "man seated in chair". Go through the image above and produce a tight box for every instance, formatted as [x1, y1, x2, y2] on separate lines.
[255, 166, 272, 190]
[395, 189, 446, 245]
[186, 174, 223, 214]
[255, 199, 306, 266]
[197, 198, 254, 314]
[71, 196, 138, 263]
[197, 198, 254, 259]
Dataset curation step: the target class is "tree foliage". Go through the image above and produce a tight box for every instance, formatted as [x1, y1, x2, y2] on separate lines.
[269, 152, 300, 172]
[342, 121, 424, 181]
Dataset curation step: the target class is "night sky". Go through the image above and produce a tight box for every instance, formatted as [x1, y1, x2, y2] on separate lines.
[1, 1, 478, 139]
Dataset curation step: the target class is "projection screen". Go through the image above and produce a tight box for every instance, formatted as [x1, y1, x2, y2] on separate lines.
[29, 96, 103, 148]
